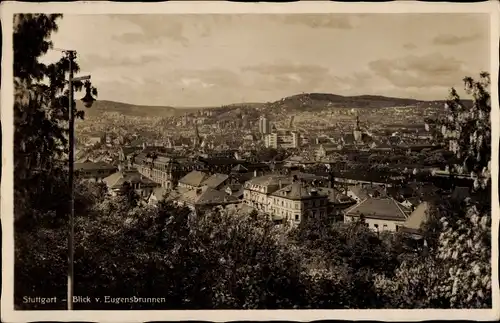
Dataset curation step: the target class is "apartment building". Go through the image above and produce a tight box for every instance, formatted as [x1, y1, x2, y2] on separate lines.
[243, 175, 291, 212]
[264, 131, 300, 149]
[268, 179, 329, 225]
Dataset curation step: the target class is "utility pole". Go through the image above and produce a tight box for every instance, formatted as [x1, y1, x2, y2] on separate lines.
[64, 49, 94, 310]
[67, 49, 75, 311]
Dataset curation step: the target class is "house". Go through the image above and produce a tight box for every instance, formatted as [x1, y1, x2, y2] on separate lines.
[119, 146, 142, 163]
[268, 178, 329, 225]
[178, 170, 211, 190]
[401, 197, 422, 210]
[284, 155, 309, 168]
[175, 186, 240, 211]
[103, 169, 160, 198]
[315, 187, 357, 219]
[316, 144, 340, 159]
[74, 161, 117, 182]
[243, 175, 292, 213]
[343, 197, 412, 232]
[201, 173, 230, 190]
[399, 201, 430, 237]
[346, 185, 369, 203]
[148, 187, 169, 205]
[223, 183, 244, 200]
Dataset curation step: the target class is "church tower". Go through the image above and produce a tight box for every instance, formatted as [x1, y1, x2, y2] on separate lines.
[353, 114, 362, 143]
[193, 123, 201, 147]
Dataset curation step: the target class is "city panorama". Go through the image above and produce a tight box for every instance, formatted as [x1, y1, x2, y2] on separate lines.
[11, 11, 494, 313]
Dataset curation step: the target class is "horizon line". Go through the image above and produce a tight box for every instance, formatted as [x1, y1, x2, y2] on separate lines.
[93, 92, 454, 109]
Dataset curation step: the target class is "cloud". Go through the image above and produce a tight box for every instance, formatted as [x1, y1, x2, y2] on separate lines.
[403, 43, 417, 50]
[433, 33, 480, 46]
[172, 68, 243, 88]
[278, 14, 355, 29]
[79, 52, 165, 69]
[179, 78, 214, 89]
[242, 62, 334, 90]
[109, 15, 190, 45]
[368, 53, 470, 88]
[242, 63, 330, 77]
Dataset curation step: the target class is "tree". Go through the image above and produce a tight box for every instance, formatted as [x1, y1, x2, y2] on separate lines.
[427, 72, 491, 191]
[377, 73, 493, 309]
[14, 14, 89, 224]
[13, 14, 99, 309]
[121, 181, 140, 208]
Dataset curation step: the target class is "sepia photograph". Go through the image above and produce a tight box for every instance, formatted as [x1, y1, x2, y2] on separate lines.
[1, 1, 499, 322]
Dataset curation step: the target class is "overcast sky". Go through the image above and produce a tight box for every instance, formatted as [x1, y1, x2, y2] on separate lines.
[42, 13, 491, 107]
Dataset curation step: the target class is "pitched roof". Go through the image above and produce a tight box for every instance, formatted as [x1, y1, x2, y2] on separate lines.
[178, 170, 210, 187]
[245, 175, 291, 187]
[348, 185, 369, 200]
[403, 201, 429, 230]
[198, 157, 240, 165]
[152, 187, 168, 200]
[121, 146, 141, 157]
[179, 186, 239, 205]
[74, 161, 117, 171]
[231, 164, 248, 172]
[202, 173, 229, 188]
[271, 181, 328, 200]
[345, 197, 411, 221]
[103, 170, 158, 189]
[315, 187, 356, 205]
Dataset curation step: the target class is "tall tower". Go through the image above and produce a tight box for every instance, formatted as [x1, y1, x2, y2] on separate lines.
[353, 114, 362, 142]
[259, 116, 270, 134]
[193, 124, 201, 147]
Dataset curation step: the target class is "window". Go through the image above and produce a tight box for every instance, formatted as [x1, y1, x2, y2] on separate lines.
[295, 214, 299, 221]
[295, 202, 299, 209]
[383, 224, 388, 231]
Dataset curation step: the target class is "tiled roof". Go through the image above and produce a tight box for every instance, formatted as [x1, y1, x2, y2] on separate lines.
[121, 146, 141, 157]
[103, 170, 159, 189]
[152, 187, 168, 200]
[202, 173, 229, 188]
[74, 161, 117, 171]
[178, 186, 239, 206]
[199, 157, 241, 165]
[232, 164, 248, 172]
[403, 201, 429, 230]
[178, 170, 210, 187]
[345, 197, 411, 221]
[271, 181, 328, 200]
[245, 175, 291, 187]
[315, 187, 356, 204]
[348, 185, 369, 200]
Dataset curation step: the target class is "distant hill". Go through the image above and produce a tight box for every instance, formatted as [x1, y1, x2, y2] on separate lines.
[273, 93, 424, 111]
[76, 100, 178, 118]
[77, 93, 471, 118]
